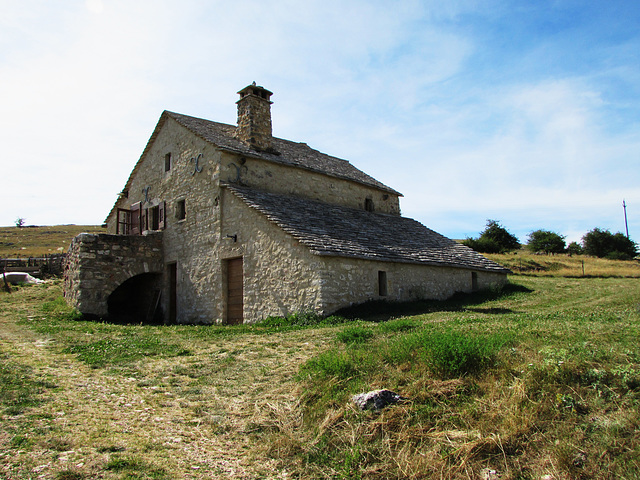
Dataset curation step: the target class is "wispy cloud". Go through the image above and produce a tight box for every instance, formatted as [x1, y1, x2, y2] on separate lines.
[0, 0, 638, 244]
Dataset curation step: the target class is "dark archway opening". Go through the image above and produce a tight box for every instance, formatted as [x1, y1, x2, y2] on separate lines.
[107, 273, 163, 324]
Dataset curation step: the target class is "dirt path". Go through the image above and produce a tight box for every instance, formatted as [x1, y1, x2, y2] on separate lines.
[0, 295, 332, 479]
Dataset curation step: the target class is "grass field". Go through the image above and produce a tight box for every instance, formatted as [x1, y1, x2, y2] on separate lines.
[0, 225, 105, 257]
[1, 227, 639, 478]
[1, 273, 639, 479]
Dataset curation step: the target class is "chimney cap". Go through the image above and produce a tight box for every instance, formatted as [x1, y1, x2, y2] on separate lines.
[237, 83, 273, 102]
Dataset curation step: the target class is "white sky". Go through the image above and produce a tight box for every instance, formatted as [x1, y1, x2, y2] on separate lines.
[1, 0, 639, 244]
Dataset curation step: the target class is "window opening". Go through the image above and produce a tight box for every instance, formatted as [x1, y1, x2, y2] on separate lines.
[471, 272, 478, 291]
[148, 205, 160, 231]
[378, 271, 388, 296]
[176, 199, 186, 221]
[365, 198, 375, 212]
[164, 152, 172, 172]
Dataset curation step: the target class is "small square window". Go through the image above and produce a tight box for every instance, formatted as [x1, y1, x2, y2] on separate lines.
[176, 199, 186, 221]
[164, 153, 172, 172]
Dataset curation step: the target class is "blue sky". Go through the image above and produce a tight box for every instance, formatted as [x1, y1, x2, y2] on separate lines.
[1, 0, 638, 244]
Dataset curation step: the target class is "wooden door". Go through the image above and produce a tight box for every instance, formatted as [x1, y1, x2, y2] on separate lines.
[226, 258, 243, 325]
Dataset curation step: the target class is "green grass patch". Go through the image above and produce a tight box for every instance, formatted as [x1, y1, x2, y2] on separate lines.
[63, 335, 191, 368]
[336, 326, 375, 344]
[418, 329, 509, 378]
[104, 456, 169, 479]
[256, 310, 349, 329]
[0, 354, 56, 415]
[288, 276, 640, 479]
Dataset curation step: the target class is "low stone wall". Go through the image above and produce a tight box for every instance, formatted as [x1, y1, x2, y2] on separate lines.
[64, 233, 163, 317]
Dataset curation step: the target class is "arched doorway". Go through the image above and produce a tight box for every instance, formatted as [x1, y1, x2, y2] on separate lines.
[107, 273, 163, 323]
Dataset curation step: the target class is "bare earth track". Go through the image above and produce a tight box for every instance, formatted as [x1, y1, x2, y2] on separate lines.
[0, 285, 331, 479]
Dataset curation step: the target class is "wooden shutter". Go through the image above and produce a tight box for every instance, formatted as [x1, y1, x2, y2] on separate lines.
[130, 202, 142, 235]
[159, 201, 166, 229]
[116, 208, 131, 234]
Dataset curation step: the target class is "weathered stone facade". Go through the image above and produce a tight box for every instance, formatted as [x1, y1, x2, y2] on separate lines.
[65, 83, 509, 324]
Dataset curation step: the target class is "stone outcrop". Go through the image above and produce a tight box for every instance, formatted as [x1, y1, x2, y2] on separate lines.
[352, 389, 406, 411]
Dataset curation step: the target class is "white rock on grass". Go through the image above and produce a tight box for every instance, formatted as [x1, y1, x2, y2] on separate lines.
[351, 389, 406, 411]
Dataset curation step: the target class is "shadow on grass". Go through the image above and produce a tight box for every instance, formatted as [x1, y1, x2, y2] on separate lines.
[333, 282, 532, 322]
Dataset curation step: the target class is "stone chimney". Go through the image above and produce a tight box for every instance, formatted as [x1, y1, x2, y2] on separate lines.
[235, 82, 273, 151]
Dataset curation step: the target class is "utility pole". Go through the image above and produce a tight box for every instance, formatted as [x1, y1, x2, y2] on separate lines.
[623, 200, 629, 238]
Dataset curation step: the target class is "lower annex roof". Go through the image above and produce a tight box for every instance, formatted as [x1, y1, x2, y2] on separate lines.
[224, 184, 510, 274]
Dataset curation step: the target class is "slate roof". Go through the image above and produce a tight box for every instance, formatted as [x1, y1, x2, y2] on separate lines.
[165, 111, 401, 195]
[106, 110, 400, 224]
[224, 184, 510, 273]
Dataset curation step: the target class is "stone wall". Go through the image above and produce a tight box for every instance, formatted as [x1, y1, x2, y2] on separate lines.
[104, 118, 224, 323]
[219, 152, 401, 215]
[317, 257, 509, 315]
[220, 188, 324, 322]
[64, 233, 163, 317]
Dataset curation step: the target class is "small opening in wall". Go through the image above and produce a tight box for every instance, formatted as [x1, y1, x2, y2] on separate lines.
[471, 272, 478, 291]
[365, 198, 375, 212]
[378, 271, 388, 296]
[176, 199, 186, 221]
[164, 153, 172, 172]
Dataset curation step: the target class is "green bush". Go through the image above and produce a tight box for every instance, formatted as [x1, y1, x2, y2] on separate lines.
[462, 219, 521, 253]
[527, 230, 566, 254]
[566, 241, 583, 256]
[582, 228, 637, 259]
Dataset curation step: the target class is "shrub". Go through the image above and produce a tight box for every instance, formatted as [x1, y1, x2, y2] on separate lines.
[566, 241, 583, 256]
[463, 220, 520, 253]
[527, 230, 566, 254]
[462, 236, 502, 254]
[582, 228, 637, 260]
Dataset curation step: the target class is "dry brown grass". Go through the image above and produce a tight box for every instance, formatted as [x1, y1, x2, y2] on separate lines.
[0, 225, 104, 257]
[486, 251, 640, 277]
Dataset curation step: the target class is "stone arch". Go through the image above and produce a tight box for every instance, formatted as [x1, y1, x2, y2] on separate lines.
[107, 272, 163, 323]
[64, 233, 164, 319]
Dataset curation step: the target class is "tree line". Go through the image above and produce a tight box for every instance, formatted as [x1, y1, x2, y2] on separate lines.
[462, 220, 638, 260]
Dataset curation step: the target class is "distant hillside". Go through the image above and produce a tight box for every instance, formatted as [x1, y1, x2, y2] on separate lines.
[0, 225, 104, 257]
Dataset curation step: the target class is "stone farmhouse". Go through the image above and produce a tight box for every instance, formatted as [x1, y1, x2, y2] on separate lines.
[64, 83, 509, 324]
